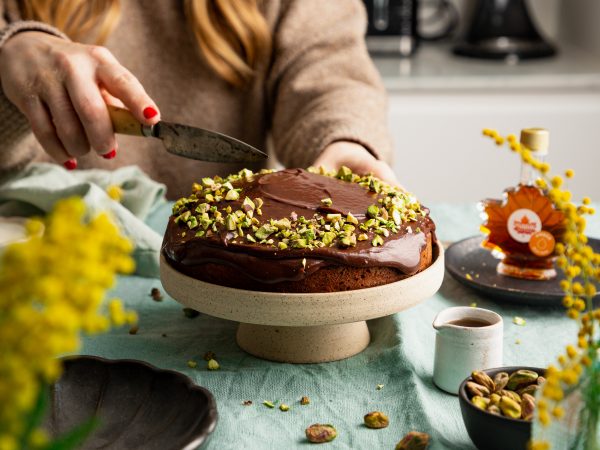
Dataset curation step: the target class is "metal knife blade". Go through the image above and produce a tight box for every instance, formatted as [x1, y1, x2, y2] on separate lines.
[152, 121, 267, 163]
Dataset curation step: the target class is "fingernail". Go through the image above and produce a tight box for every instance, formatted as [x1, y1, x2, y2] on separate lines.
[102, 148, 117, 159]
[63, 159, 77, 171]
[143, 106, 158, 119]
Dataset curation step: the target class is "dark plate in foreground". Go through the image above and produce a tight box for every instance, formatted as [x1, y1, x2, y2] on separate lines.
[44, 356, 217, 450]
[445, 236, 600, 306]
[459, 366, 545, 450]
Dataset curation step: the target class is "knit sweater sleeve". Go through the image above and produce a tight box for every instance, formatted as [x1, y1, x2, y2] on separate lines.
[266, 0, 392, 169]
[0, 0, 69, 173]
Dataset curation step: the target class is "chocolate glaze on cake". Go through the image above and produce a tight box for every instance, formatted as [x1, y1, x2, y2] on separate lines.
[162, 168, 436, 290]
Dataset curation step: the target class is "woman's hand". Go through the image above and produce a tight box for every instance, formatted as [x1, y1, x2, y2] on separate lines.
[314, 141, 398, 185]
[0, 32, 160, 169]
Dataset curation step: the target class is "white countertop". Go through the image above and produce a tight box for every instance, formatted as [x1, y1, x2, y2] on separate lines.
[372, 44, 600, 92]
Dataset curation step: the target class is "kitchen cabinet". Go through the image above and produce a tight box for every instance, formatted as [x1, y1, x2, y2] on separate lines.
[376, 45, 600, 203]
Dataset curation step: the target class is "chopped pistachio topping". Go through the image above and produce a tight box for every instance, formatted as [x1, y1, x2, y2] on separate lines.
[172, 167, 427, 252]
[372, 235, 384, 247]
[263, 400, 275, 409]
[225, 189, 240, 201]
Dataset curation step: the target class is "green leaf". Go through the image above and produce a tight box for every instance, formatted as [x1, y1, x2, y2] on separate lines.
[44, 418, 98, 450]
[20, 383, 49, 448]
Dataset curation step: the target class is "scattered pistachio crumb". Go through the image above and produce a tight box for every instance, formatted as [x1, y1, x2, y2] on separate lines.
[187, 360, 198, 368]
[376, 384, 384, 390]
[515, 339, 521, 345]
[128, 325, 139, 335]
[470, 302, 477, 308]
[263, 400, 275, 409]
[150, 287, 163, 302]
[513, 316, 526, 326]
[320, 198, 332, 206]
[465, 273, 473, 281]
[207, 359, 220, 371]
[279, 404, 290, 412]
[243, 400, 253, 406]
[183, 308, 200, 319]
[300, 396, 310, 405]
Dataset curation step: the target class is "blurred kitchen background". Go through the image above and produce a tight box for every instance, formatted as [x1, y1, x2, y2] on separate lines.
[363, 0, 600, 203]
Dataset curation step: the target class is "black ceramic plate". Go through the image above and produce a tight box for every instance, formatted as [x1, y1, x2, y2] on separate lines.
[445, 236, 600, 306]
[44, 356, 217, 450]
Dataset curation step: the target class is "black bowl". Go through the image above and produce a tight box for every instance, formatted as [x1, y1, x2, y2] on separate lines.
[458, 366, 545, 450]
[44, 356, 218, 450]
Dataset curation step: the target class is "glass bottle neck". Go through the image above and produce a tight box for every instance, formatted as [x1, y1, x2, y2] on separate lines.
[520, 154, 545, 186]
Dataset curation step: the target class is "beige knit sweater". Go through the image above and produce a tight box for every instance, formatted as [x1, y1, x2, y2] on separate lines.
[0, 0, 391, 198]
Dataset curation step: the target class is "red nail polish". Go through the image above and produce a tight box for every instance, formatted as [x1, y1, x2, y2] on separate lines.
[102, 149, 117, 159]
[143, 106, 158, 119]
[63, 159, 77, 170]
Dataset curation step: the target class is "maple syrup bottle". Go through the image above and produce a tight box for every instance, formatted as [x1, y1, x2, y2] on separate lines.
[480, 128, 566, 280]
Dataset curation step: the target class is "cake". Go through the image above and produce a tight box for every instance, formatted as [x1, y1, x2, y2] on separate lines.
[162, 167, 437, 293]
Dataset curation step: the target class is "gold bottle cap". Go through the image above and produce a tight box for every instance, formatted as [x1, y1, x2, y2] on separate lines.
[520, 128, 549, 155]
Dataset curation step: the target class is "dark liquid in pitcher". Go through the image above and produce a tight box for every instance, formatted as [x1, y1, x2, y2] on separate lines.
[446, 318, 491, 327]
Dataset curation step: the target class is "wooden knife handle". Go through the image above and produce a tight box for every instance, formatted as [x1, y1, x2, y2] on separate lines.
[108, 105, 145, 136]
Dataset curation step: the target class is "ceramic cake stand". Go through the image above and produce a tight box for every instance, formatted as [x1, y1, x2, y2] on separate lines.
[160, 245, 444, 363]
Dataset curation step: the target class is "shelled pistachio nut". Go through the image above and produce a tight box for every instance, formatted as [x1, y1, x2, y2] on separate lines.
[471, 396, 490, 410]
[489, 393, 501, 407]
[466, 381, 490, 398]
[305, 424, 337, 443]
[395, 431, 430, 450]
[493, 372, 509, 392]
[472, 371, 496, 392]
[506, 370, 539, 390]
[364, 411, 389, 429]
[500, 396, 522, 419]
[521, 393, 536, 421]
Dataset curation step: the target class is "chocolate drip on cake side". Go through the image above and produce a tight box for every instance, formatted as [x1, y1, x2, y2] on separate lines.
[162, 168, 436, 284]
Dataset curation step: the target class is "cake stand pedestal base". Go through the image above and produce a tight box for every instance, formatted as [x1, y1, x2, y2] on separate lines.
[236, 321, 370, 363]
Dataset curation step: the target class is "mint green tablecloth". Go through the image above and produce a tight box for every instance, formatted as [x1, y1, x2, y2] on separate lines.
[82, 202, 599, 450]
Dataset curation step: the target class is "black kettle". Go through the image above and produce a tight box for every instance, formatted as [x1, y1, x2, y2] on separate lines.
[454, 0, 556, 60]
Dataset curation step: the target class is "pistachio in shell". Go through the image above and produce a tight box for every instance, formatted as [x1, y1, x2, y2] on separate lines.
[506, 369, 539, 390]
[466, 381, 490, 398]
[500, 396, 522, 419]
[472, 371, 495, 392]
[471, 396, 490, 410]
[395, 431, 430, 450]
[305, 424, 337, 443]
[364, 411, 389, 429]
[493, 372, 509, 392]
[518, 384, 539, 397]
[499, 389, 521, 403]
[487, 404, 501, 415]
[521, 393, 536, 421]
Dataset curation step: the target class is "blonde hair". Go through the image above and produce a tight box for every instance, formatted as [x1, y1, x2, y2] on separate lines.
[20, 0, 271, 87]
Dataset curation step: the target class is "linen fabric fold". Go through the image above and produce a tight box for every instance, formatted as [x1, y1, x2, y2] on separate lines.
[0, 163, 166, 277]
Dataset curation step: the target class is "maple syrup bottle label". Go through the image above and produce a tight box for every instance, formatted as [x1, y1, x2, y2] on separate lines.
[528, 230, 556, 257]
[507, 209, 542, 243]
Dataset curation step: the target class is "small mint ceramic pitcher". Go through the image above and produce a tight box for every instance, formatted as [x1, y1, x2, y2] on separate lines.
[432, 306, 503, 394]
